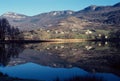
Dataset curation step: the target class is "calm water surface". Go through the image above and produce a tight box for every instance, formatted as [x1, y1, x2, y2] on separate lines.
[0, 42, 120, 81]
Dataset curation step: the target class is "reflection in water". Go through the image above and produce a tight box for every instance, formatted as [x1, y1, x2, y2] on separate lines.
[0, 43, 24, 66]
[0, 42, 120, 81]
[0, 63, 119, 81]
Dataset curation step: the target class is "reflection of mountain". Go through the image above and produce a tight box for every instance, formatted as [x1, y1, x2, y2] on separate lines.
[7, 42, 120, 77]
[0, 71, 33, 81]
[0, 43, 24, 66]
[0, 63, 120, 81]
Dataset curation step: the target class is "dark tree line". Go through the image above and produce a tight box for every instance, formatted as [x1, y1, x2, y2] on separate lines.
[0, 18, 23, 41]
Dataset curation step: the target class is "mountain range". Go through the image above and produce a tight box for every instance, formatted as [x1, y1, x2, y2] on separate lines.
[0, 2, 120, 31]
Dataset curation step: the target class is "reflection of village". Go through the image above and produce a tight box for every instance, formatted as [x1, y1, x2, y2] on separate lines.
[85, 42, 108, 50]
[25, 41, 109, 51]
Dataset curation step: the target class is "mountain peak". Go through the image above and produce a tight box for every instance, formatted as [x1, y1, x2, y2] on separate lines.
[83, 5, 97, 11]
[113, 2, 120, 7]
[3, 12, 16, 15]
[2, 12, 27, 19]
[48, 10, 74, 16]
[2, 12, 19, 16]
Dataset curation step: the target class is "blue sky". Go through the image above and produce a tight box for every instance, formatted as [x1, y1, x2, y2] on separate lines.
[0, 0, 120, 16]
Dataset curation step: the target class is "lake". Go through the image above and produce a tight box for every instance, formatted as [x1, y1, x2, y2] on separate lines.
[0, 42, 120, 81]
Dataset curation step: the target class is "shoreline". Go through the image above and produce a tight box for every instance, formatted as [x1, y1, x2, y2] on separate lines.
[0, 39, 87, 44]
[0, 39, 120, 44]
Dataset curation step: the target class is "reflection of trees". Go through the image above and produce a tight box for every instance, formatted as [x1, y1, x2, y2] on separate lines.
[54, 75, 103, 81]
[0, 43, 24, 66]
[0, 71, 31, 81]
[109, 42, 120, 51]
[108, 42, 120, 71]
